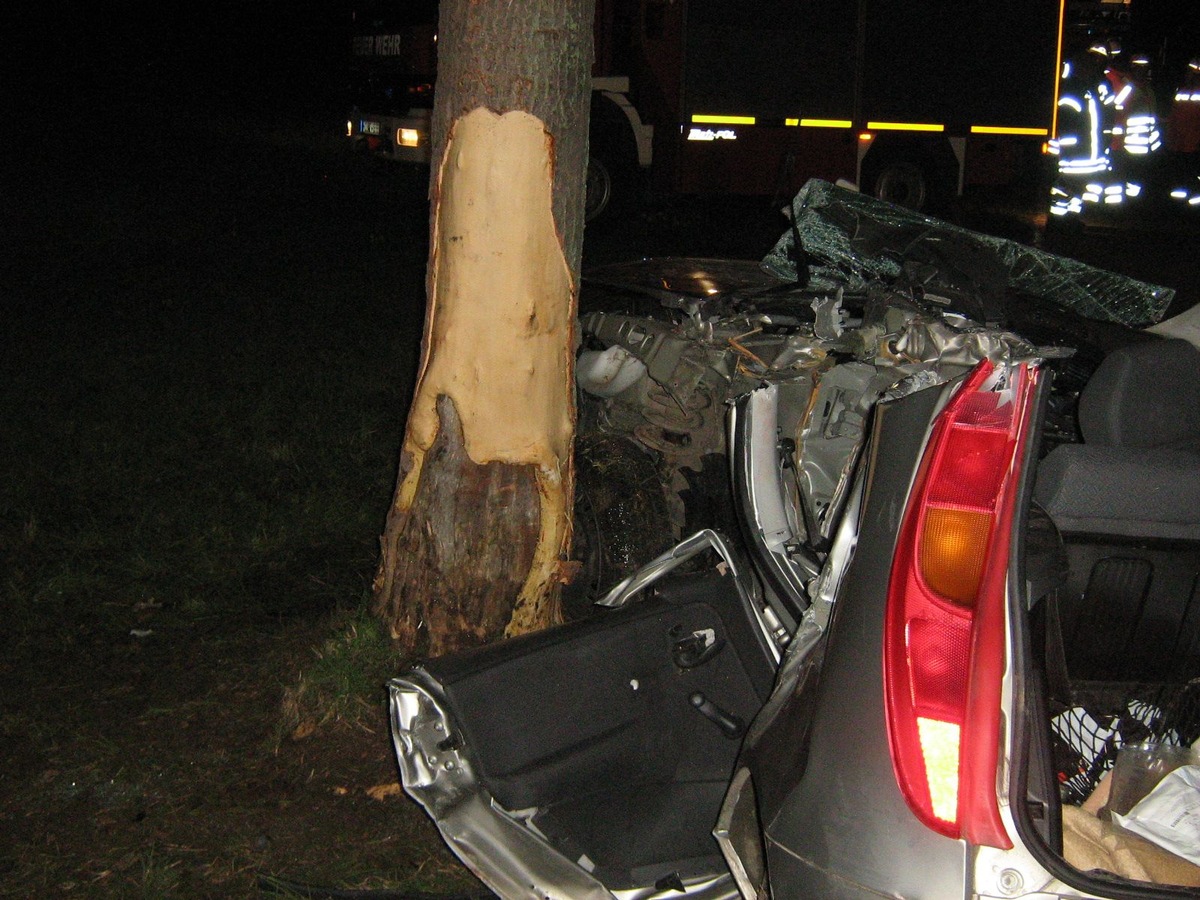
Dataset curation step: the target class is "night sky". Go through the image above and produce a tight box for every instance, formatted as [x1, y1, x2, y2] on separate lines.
[8, 2, 355, 129]
[8, 1, 1200, 127]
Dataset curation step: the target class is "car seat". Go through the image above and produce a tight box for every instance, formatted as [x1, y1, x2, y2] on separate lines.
[1034, 338, 1200, 685]
[1035, 338, 1200, 541]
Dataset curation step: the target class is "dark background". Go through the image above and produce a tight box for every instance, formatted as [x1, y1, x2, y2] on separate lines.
[1, 2, 1198, 896]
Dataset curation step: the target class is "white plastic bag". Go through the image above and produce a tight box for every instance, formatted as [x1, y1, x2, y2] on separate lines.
[1112, 764, 1200, 866]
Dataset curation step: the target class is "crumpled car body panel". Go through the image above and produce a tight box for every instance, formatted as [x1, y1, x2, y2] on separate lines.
[390, 670, 740, 900]
[386, 181, 1190, 900]
[763, 179, 1175, 327]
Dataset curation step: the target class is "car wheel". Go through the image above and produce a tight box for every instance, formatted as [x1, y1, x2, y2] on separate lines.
[584, 114, 640, 226]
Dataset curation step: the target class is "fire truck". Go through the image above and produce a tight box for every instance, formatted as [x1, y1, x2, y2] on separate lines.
[346, 0, 1065, 217]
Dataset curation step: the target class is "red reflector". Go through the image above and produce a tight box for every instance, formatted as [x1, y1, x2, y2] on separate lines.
[884, 360, 1038, 849]
[925, 429, 1009, 508]
[907, 616, 971, 718]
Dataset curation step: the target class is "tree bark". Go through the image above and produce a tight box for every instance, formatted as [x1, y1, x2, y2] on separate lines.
[373, 0, 595, 656]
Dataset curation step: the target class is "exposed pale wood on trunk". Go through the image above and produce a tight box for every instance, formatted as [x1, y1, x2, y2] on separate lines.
[374, 0, 594, 654]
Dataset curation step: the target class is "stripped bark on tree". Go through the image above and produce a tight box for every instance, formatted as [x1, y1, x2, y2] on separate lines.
[374, 1, 595, 655]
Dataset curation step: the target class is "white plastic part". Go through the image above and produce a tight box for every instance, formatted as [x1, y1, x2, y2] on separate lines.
[575, 345, 647, 397]
[1147, 300, 1200, 351]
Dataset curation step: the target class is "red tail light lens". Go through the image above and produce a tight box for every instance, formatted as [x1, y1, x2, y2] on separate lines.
[884, 359, 1038, 848]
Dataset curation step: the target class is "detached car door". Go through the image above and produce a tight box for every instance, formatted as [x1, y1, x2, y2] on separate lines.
[389, 558, 780, 900]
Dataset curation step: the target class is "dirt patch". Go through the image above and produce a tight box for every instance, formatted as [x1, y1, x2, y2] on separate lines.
[0, 614, 476, 898]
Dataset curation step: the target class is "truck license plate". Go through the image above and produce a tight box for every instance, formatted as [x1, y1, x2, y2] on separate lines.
[360, 119, 381, 136]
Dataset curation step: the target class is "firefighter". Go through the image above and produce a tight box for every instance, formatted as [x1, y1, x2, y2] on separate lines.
[1049, 43, 1158, 218]
[1049, 51, 1110, 218]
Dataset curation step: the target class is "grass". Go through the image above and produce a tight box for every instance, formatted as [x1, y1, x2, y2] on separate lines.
[0, 180, 424, 643]
[136, 848, 185, 900]
[278, 607, 402, 745]
[0, 114, 457, 897]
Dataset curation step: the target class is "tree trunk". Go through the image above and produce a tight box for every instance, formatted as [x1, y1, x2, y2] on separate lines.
[373, 0, 595, 656]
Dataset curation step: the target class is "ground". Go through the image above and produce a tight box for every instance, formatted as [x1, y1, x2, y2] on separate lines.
[0, 613, 477, 897]
[0, 106, 475, 897]
[1, 87, 1197, 897]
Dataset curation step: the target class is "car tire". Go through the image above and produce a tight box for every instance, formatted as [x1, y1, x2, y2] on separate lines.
[585, 99, 641, 225]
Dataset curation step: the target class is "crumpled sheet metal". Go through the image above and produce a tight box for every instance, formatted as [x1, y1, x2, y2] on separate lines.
[389, 673, 617, 900]
[762, 179, 1175, 328]
[389, 672, 741, 900]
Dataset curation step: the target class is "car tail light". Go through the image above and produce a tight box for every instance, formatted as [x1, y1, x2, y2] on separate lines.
[884, 359, 1038, 849]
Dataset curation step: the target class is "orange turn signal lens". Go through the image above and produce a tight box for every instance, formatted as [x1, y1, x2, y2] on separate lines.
[920, 508, 992, 605]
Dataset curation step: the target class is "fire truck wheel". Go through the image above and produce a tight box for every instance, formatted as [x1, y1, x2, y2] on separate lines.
[585, 154, 616, 222]
[871, 161, 928, 210]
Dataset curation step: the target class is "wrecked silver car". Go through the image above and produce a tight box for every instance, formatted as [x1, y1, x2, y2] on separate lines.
[388, 181, 1200, 899]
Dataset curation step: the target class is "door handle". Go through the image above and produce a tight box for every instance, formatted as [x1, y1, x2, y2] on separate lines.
[671, 629, 725, 669]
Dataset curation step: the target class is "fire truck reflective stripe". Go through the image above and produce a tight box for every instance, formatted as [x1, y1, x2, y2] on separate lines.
[745, 117, 855, 128]
[970, 126, 1049, 136]
[691, 117, 1044, 134]
[1052, 0, 1068, 138]
[866, 121, 944, 132]
[688, 119, 1051, 137]
[691, 114, 756, 125]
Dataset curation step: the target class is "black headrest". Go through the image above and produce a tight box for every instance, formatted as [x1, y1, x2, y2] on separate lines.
[1079, 338, 1200, 450]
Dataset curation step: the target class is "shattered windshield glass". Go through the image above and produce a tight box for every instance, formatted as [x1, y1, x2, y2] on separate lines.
[762, 179, 1175, 328]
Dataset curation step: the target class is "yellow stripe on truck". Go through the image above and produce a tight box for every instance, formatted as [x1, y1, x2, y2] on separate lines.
[691, 114, 756, 125]
[970, 125, 1049, 136]
[866, 121, 944, 132]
